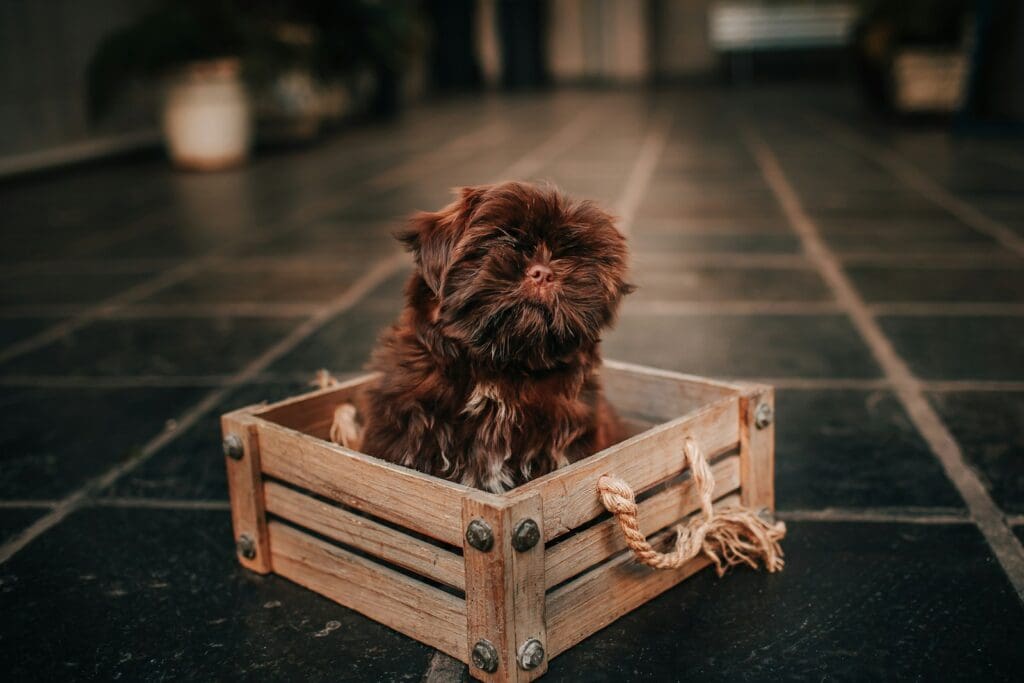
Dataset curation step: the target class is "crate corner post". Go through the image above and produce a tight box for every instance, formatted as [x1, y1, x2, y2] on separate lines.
[739, 384, 775, 515]
[221, 410, 272, 574]
[462, 490, 547, 682]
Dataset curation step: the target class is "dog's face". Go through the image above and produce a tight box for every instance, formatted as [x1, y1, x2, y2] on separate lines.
[399, 182, 633, 369]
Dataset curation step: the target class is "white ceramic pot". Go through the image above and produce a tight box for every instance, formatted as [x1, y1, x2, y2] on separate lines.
[162, 58, 252, 171]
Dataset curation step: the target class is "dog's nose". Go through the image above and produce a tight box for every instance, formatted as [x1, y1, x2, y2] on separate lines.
[527, 264, 554, 285]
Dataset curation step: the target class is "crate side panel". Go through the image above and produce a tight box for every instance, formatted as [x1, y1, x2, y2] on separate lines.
[518, 397, 740, 542]
[602, 360, 738, 422]
[257, 421, 469, 547]
[264, 481, 465, 591]
[545, 494, 741, 658]
[268, 520, 468, 661]
[544, 455, 741, 589]
[255, 373, 378, 439]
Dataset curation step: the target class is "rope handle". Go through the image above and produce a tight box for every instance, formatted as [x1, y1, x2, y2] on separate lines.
[597, 438, 786, 576]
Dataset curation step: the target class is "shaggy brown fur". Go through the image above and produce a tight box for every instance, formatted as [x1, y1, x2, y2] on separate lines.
[352, 181, 634, 492]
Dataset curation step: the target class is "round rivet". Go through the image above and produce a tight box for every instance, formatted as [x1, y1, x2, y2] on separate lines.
[517, 638, 545, 671]
[511, 518, 540, 552]
[754, 402, 773, 430]
[471, 639, 499, 673]
[237, 534, 256, 560]
[465, 519, 494, 552]
[223, 434, 244, 460]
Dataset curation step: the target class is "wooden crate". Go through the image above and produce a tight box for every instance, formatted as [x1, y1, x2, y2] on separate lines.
[221, 360, 775, 682]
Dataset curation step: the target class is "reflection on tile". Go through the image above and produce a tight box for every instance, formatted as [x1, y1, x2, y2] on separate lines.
[775, 390, 963, 510]
[0, 507, 433, 681]
[605, 314, 881, 378]
[632, 267, 830, 302]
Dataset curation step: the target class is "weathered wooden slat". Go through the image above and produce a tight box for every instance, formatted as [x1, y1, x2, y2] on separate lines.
[257, 420, 485, 547]
[463, 492, 547, 682]
[512, 396, 740, 542]
[602, 359, 739, 422]
[268, 521, 468, 661]
[739, 384, 776, 514]
[221, 411, 271, 573]
[544, 455, 741, 589]
[264, 480, 465, 591]
[254, 373, 377, 439]
[545, 494, 742, 658]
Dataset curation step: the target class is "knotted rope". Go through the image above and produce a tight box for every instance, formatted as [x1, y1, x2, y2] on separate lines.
[597, 438, 786, 577]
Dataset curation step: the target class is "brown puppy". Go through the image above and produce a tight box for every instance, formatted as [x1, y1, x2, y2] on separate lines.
[350, 181, 634, 492]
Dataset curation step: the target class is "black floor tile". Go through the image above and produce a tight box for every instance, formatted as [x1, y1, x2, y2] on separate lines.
[848, 266, 1024, 303]
[0, 317, 303, 377]
[544, 521, 1024, 681]
[0, 386, 207, 499]
[144, 264, 362, 305]
[631, 233, 803, 254]
[929, 391, 1024, 513]
[0, 271, 159, 307]
[879, 316, 1024, 380]
[103, 381, 311, 501]
[0, 508, 46, 545]
[775, 390, 963, 510]
[0, 318, 59, 349]
[632, 267, 831, 302]
[605, 314, 881, 379]
[1015, 525, 1024, 544]
[0, 507, 433, 681]
[268, 273, 408, 374]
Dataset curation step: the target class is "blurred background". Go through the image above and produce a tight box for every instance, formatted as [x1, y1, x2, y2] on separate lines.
[2, 1, 1024, 681]
[1, 0, 1022, 172]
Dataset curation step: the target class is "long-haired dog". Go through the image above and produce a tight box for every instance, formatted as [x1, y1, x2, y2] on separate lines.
[338, 181, 634, 492]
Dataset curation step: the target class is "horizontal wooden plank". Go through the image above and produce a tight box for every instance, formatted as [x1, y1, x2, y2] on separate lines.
[513, 396, 740, 542]
[268, 521, 468, 661]
[602, 359, 739, 423]
[544, 455, 741, 589]
[257, 420, 479, 547]
[546, 494, 741, 658]
[264, 481, 465, 591]
[253, 373, 378, 440]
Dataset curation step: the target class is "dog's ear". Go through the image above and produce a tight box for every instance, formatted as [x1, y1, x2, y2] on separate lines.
[397, 186, 487, 296]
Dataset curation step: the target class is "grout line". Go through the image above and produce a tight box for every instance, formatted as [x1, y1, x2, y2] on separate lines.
[839, 251, 1024, 267]
[633, 252, 812, 268]
[370, 121, 512, 189]
[805, 112, 1024, 257]
[0, 116, 510, 366]
[778, 508, 971, 525]
[1008, 515, 1024, 527]
[94, 498, 231, 511]
[502, 109, 601, 181]
[0, 254, 406, 565]
[615, 109, 673, 235]
[741, 119, 1024, 601]
[0, 104, 600, 565]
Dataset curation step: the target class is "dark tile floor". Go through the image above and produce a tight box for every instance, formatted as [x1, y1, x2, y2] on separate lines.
[1, 87, 1022, 681]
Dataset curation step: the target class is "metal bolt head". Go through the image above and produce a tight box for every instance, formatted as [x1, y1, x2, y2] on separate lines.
[517, 638, 545, 671]
[237, 534, 256, 560]
[471, 639, 499, 673]
[511, 518, 541, 552]
[465, 519, 494, 552]
[223, 434, 244, 460]
[754, 402, 773, 430]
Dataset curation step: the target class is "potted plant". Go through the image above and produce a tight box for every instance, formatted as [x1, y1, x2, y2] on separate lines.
[88, 1, 278, 170]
